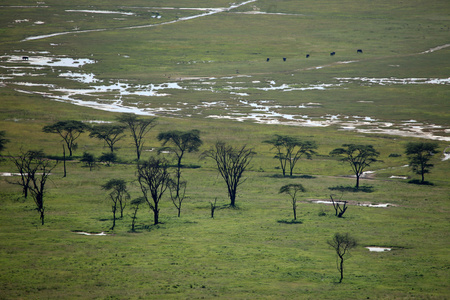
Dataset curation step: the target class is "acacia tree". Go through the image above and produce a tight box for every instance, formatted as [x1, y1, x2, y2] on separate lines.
[329, 144, 380, 188]
[202, 141, 255, 207]
[117, 114, 157, 161]
[42, 120, 88, 157]
[80, 152, 97, 171]
[89, 124, 126, 153]
[327, 233, 358, 283]
[101, 179, 130, 230]
[264, 135, 317, 177]
[157, 129, 202, 217]
[130, 197, 145, 232]
[279, 183, 306, 220]
[137, 157, 171, 225]
[405, 142, 439, 183]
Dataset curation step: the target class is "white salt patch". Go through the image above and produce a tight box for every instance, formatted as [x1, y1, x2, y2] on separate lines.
[390, 176, 408, 179]
[66, 10, 135, 15]
[366, 247, 392, 252]
[76, 231, 108, 236]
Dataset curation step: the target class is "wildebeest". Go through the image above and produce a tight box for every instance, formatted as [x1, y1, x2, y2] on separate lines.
[283, 57, 286, 62]
[22, 56, 29, 61]
[357, 49, 363, 53]
[330, 52, 336, 56]
[266, 58, 270, 62]
[306, 54, 310, 58]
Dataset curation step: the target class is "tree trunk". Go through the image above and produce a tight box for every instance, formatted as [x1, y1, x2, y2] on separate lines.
[153, 209, 159, 225]
[293, 205, 297, 220]
[62, 144, 66, 178]
[355, 174, 360, 188]
[339, 257, 344, 283]
[40, 209, 45, 225]
[111, 208, 116, 230]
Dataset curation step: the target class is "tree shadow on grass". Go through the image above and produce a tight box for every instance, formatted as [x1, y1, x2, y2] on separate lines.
[408, 179, 434, 186]
[328, 185, 374, 193]
[269, 174, 316, 179]
[277, 219, 303, 224]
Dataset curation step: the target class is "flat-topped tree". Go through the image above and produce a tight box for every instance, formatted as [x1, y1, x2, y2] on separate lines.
[330, 144, 380, 188]
[157, 129, 202, 217]
[42, 120, 88, 157]
[89, 124, 126, 153]
[279, 183, 306, 220]
[117, 114, 157, 161]
[264, 135, 317, 177]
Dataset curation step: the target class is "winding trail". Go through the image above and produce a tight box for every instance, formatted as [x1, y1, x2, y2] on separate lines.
[21, 0, 257, 41]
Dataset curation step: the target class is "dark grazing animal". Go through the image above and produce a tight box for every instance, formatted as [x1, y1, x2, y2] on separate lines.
[330, 52, 336, 56]
[283, 57, 286, 62]
[357, 49, 363, 53]
[22, 56, 29, 61]
[266, 58, 270, 62]
[306, 54, 310, 58]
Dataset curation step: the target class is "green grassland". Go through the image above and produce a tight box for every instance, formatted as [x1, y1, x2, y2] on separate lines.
[0, 0, 449, 299]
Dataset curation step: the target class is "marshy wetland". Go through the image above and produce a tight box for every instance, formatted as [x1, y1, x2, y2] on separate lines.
[0, 0, 449, 299]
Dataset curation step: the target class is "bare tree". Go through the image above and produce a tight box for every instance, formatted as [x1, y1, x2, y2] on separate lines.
[330, 194, 348, 218]
[327, 233, 358, 283]
[42, 120, 89, 157]
[405, 142, 439, 183]
[10, 150, 57, 225]
[117, 114, 157, 161]
[9, 149, 44, 198]
[330, 144, 380, 188]
[264, 135, 317, 177]
[279, 184, 306, 220]
[89, 124, 126, 153]
[27, 156, 57, 225]
[136, 157, 171, 225]
[202, 141, 255, 207]
[157, 129, 202, 217]
[101, 179, 130, 230]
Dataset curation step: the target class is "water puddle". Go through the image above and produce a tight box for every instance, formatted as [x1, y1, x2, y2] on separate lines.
[366, 247, 392, 252]
[66, 10, 135, 16]
[311, 200, 392, 208]
[21, 0, 257, 41]
[75, 231, 108, 236]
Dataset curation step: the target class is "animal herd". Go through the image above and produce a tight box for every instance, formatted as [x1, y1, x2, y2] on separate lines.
[266, 49, 363, 62]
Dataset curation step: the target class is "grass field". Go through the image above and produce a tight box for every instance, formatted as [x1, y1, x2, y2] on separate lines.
[0, 0, 449, 299]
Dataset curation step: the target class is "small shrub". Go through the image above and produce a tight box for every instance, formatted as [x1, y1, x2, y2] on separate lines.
[389, 153, 402, 157]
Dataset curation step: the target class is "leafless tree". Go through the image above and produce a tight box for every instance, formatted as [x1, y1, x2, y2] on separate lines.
[202, 141, 255, 207]
[327, 233, 358, 283]
[330, 194, 348, 218]
[130, 197, 145, 232]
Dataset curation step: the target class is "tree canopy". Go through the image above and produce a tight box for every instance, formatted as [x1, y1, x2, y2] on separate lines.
[117, 114, 157, 161]
[405, 142, 439, 183]
[42, 120, 88, 157]
[330, 144, 380, 188]
[264, 135, 317, 177]
[202, 141, 255, 207]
